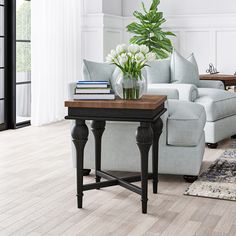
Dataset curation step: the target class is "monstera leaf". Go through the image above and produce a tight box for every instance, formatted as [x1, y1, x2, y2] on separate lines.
[127, 0, 175, 59]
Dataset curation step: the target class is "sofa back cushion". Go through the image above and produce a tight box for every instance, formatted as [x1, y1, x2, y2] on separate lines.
[82, 59, 115, 81]
[146, 59, 171, 84]
[170, 50, 199, 86]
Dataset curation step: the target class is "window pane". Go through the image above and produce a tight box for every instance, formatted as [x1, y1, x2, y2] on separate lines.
[0, 100, 4, 124]
[0, 38, 4, 67]
[16, 42, 31, 82]
[0, 6, 4, 36]
[16, 83, 31, 123]
[16, 0, 31, 40]
[0, 69, 4, 99]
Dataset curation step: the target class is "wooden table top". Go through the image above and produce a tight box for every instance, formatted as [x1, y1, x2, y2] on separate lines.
[200, 74, 236, 81]
[65, 95, 167, 110]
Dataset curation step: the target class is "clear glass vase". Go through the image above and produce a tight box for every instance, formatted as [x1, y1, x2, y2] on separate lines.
[115, 73, 147, 100]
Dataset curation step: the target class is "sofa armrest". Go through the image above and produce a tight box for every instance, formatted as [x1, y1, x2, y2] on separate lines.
[198, 80, 224, 90]
[147, 86, 179, 100]
[148, 83, 198, 102]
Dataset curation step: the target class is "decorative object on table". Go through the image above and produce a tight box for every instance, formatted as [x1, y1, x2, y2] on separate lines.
[206, 63, 219, 74]
[74, 81, 115, 100]
[185, 149, 236, 201]
[126, 0, 175, 59]
[106, 44, 156, 100]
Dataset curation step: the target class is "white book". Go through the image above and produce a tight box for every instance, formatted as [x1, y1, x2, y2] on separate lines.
[75, 88, 111, 94]
[74, 94, 115, 100]
[76, 84, 108, 88]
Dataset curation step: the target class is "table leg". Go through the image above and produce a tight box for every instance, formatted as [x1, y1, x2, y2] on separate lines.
[91, 120, 106, 188]
[136, 122, 153, 214]
[71, 120, 89, 208]
[151, 118, 163, 194]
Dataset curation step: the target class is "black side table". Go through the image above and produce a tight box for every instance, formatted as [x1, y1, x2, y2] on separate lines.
[65, 95, 167, 214]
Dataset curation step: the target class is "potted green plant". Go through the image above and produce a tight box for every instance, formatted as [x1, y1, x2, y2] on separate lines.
[126, 0, 175, 59]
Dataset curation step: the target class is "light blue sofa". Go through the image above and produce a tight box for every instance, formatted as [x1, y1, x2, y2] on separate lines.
[147, 59, 236, 148]
[68, 59, 207, 178]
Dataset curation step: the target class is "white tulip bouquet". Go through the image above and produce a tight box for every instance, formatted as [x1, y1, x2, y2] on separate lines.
[106, 44, 156, 99]
[106, 44, 156, 79]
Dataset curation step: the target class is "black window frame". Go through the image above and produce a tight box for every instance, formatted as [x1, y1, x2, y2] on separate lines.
[15, 0, 31, 128]
[2, 0, 31, 131]
[0, 2, 6, 131]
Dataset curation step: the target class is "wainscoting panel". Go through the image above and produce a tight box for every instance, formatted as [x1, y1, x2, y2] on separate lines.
[184, 31, 212, 73]
[216, 31, 236, 74]
[81, 30, 104, 62]
[170, 31, 180, 52]
[103, 29, 123, 58]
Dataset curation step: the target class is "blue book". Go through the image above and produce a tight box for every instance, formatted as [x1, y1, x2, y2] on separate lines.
[77, 81, 108, 84]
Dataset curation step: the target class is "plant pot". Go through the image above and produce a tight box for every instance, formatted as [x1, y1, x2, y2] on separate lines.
[115, 73, 147, 100]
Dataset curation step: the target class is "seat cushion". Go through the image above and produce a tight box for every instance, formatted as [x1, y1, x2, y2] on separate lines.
[195, 88, 236, 122]
[167, 100, 206, 147]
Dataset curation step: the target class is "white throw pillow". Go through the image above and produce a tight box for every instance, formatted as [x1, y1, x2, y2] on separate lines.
[170, 50, 199, 86]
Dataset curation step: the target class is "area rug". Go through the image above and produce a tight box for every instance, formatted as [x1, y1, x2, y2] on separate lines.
[185, 148, 236, 201]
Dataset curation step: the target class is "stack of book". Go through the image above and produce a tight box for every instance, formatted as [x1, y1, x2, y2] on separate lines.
[74, 81, 115, 100]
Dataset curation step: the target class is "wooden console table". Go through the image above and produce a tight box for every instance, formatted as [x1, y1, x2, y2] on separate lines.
[65, 95, 167, 214]
[200, 74, 236, 90]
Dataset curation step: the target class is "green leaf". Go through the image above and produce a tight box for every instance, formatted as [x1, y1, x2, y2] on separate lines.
[150, 0, 160, 11]
[165, 31, 176, 37]
[141, 2, 147, 13]
[133, 11, 145, 21]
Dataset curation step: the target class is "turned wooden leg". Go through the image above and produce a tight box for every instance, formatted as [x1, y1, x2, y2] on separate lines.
[136, 122, 153, 214]
[91, 120, 106, 189]
[71, 120, 89, 208]
[207, 143, 218, 149]
[151, 118, 163, 194]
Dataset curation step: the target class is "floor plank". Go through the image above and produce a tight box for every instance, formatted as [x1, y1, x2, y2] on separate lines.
[0, 121, 235, 236]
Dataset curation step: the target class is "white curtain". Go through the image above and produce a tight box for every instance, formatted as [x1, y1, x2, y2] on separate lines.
[31, 0, 82, 126]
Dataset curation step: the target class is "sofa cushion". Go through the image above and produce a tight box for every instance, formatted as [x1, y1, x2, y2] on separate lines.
[146, 59, 171, 84]
[83, 59, 115, 82]
[167, 100, 206, 147]
[170, 50, 199, 86]
[195, 88, 236, 122]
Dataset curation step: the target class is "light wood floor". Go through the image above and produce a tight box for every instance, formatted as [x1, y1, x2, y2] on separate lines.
[0, 121, 236, 236]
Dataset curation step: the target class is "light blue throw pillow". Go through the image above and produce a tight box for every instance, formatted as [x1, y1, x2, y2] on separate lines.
[170, 50, 199, 86]
[146, 59, 171, 84]
[82, 59, 115, 82]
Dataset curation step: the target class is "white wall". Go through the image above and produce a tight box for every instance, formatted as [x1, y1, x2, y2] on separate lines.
[103, 0, 122, 15]
[82, 0, 236, 74]
[123, 0, 236, 16]
[82, 0, 122, 15]
[82, 0, 103, 14]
